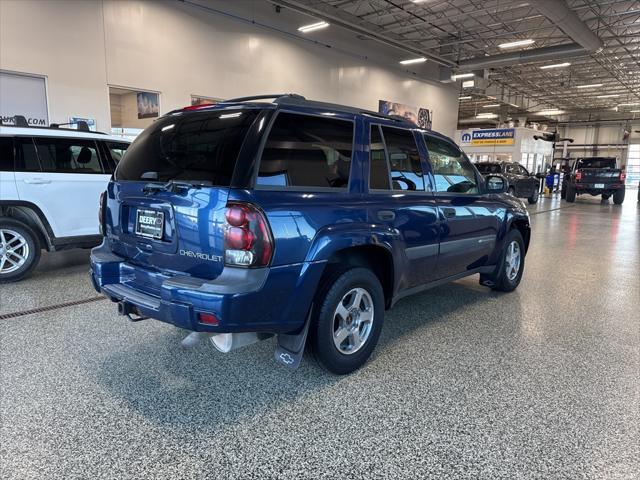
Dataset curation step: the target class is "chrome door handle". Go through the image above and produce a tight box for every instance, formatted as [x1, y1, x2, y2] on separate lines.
[23, 178, 52, 185]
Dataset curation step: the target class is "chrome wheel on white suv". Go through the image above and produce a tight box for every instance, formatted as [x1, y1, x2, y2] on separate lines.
[0, 228, 30, 274]
[0, 219, 40, 283]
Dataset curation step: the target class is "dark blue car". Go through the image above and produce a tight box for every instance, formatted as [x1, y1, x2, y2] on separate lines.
[90, 94, 531, 374]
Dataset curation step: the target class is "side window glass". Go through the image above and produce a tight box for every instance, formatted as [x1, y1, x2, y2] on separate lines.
[34, 138, 104, 174]
[105, 142, 129, 165]
[15, 137, 41, 172]
[425, 135, 479, 194]
[519, 165, 529, 176]
[369, 125, 390, 190]
[380, 127, 424, 191]
[257, 112, 353, 189]
[0, 137, 14, 171]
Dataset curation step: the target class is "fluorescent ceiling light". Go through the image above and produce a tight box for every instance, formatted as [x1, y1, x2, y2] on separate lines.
[400, 57, 427, 65]
[596, 94, 620, 98]
[618, 103, 640, 106]
[535, 109, 565, 116]
[476, 113, 498, 118]
[462, 80, 475, 88]
[452, 73, 474, 80]
[298, 21, 329, 33]
[630, 110, 640, 113]
[509, 103, 519, 108]
[498, 39, 535, 49]
[458, 96, 472, 100]
[540, 62, 571, 70]
[482, 104, 501, 108]
[576, 83, 603, 88]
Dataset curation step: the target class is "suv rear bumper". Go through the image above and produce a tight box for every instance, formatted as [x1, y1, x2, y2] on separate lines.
[90, 244, 324, 334]
[574, 183, 624, 195]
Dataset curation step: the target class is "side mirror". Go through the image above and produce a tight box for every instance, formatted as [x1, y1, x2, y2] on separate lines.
[485, 174, 508, 194]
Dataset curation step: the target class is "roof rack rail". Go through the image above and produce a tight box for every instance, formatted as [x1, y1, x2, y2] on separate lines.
[50, 120, 91, 132]
[224, 93, 306, 103]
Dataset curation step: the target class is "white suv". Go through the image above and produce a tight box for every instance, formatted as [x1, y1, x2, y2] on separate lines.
[0, 123, 130, 282]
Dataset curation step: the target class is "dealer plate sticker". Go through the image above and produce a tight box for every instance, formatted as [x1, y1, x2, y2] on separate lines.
[595, 183, 605, 188]
[135, 209, 164, 239]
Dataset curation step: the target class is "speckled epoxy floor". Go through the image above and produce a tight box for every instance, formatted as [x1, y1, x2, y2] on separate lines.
[1, 195, 639, 479]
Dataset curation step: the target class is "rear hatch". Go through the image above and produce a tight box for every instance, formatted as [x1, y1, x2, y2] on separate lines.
[575, 158, 622, 186]
[105, 107, 263, 285]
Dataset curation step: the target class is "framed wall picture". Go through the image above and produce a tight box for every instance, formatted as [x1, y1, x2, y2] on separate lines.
[137, 92, 159, 119]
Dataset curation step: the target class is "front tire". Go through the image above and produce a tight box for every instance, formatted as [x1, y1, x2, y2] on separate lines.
[0, 218, 41, 283]
[309, 267, 384, 375]
[613, 188, 625, 205]
[527, 189, 539, 204]
[565, 184, 576, 202]
[489, 229, 525, 292]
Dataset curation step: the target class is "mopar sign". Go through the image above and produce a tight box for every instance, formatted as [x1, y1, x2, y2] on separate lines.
[469, 128, 515, 146]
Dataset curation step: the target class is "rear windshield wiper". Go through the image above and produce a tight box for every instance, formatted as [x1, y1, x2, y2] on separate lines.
[142, 179, 213, 194]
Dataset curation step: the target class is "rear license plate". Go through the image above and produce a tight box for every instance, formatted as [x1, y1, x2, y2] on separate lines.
[135, 209, 164, 239]
[595, 183, 605, 188]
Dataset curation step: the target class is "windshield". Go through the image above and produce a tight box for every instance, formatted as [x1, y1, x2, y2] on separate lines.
[576, 157, 616, 169]
[115, 109, 259, 184]
[475, 163, 502, 174]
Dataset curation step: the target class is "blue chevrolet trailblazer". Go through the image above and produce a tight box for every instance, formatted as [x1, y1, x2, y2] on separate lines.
[90, 94, 531, 374]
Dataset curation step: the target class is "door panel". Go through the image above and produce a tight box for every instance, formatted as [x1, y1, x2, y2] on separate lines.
[366, 125, 439, 289]
[424, 134, 501, 279]
[15, 172, 110, 237]
[13, 136, 110, 238]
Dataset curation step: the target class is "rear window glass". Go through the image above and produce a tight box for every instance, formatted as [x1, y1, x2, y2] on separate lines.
[115, 110, 258, 184]
[476, 163, 501, 174]
[257, 112, 353, 189]
[576, 158, 616, 169]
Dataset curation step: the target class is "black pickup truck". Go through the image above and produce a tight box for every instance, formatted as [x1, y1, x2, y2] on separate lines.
[562, 157, 626, 204]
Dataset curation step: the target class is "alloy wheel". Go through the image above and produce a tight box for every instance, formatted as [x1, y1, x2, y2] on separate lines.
[505, 240, 521, 281]
[332, 287, 374, 355]
[0, 229, 30, 275]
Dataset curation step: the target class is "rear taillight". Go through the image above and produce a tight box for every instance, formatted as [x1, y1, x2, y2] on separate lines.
[575, 171, 582, 181]
[98, 191, 106, 235]
[224, 203, 273, 267]
[620, 171, 626, 182]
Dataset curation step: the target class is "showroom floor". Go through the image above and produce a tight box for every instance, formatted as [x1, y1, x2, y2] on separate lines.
[1, 195, 638, 479]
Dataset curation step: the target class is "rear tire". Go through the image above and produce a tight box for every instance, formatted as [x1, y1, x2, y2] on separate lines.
[613, 188, 625, 205]
[0, 218, 41, 283]
[527, 189, 539, 204]
[565, 184, 576, 203]
[309, 267, 384, 375]
[486, 229, 525, 293]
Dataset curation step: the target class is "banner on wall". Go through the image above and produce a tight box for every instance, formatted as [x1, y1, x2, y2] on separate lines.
[68, 116, 96, 131]
[461, 128, 515, 146]
[137, 92, 159, 119]
[378, 100, 432, 129]
[0, 71, 49, 126]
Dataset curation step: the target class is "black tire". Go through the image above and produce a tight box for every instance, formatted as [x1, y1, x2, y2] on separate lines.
[0, 218, 41, 283]
[601, 194, 611, 200]
[488, 229, 525, 293]
[565, 184, 576, 203]
[613, 188, 625, 205]
[560, 186, 566, 199]
[309, 267, 385, 375]
[527, 189, 539, 204]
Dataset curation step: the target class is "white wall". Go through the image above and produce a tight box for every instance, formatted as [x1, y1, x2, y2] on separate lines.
[0, 0, 459, 136]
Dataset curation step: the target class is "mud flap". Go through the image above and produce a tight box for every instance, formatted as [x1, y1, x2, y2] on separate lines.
[274, 308, 312, 369]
